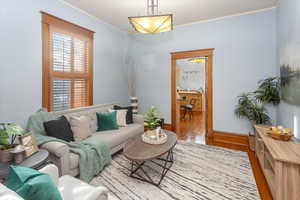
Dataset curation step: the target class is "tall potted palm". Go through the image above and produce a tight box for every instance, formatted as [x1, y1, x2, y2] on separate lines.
[235, 93, 271, 125]
[235, 77, 281, 150]
[254, 77, 281, 105]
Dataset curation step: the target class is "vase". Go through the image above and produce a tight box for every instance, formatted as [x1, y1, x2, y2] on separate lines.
[0, 148, 14, 162]
[130, 97, 138, 114]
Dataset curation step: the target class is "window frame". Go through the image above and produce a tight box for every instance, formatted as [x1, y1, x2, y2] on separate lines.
[42, 12, 94, 111]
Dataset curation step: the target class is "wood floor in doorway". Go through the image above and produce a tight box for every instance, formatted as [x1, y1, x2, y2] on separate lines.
[177, 112, 206, 144]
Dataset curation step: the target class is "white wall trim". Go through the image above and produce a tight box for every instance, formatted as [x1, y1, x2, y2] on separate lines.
[175, 7, 277, 29]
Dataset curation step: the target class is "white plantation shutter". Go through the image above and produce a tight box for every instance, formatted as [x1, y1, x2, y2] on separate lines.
[52, 32, 72, 72]
[52, 79, 71, 111]
[42, 12, 93, 111]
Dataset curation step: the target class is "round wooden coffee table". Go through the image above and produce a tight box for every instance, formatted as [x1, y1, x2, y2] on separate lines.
[124, 130, 177, 186]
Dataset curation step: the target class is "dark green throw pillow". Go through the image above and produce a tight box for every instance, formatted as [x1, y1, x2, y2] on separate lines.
[5, 165, 62, 200]
[96, 111, 119, 131]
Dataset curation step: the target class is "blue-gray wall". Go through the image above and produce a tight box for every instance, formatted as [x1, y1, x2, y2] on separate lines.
[0, 0, 129, 126]
[277, 0, 300, 139]
[128, 9, 277, 134]
[0, 1, 278, 135]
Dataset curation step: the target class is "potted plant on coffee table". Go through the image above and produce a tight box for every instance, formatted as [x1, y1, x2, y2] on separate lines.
[144, 106, 161, 133]
[0, 123, 25, 162]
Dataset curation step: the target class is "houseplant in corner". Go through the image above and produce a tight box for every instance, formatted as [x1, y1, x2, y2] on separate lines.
[235, 93, 271, 125]
[234, 76, 281, 150]
[0, 123, 25, 162]
[254, 77, 281, 105]
[235, 93, 271, 151]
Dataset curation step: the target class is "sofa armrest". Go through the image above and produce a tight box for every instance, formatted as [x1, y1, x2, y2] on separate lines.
[133, 114, 144, 126]
[95, 186, 109, 200]
[40, 141, 70, 176]
[58, 175, 109, 200]
[39, 164, 59, 185]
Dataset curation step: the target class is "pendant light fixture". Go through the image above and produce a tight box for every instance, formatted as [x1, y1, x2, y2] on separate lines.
[188, 57, 206, 63]
[128, 0, 173, 34]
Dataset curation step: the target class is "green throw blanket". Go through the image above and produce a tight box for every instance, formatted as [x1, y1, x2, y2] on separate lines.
[26, 109, 112, 182]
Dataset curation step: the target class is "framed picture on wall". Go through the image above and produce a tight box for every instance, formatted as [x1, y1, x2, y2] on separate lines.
[19, 133, 39, 157]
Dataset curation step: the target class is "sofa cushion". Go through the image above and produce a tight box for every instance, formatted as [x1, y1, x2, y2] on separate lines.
[85, 124, 143, 149]
[109, 109, 127, 127]
[69, 116, 92, 141]
[87, 112, 98, 133]
[56, 104, 114, 133]
[68, 124, 143, 171]
[96, 112, 118, 131]
[114, 105, 133, 124]
[44, 116, 74, 142]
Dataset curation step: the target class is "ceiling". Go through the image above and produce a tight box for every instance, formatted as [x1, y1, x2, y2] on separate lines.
[62, 0, 277, 33]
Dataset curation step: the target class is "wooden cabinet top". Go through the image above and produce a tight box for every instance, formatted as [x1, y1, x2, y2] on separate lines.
[255, 125, 300, 165]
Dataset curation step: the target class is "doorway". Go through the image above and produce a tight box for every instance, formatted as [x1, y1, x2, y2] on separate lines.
[171, 49, 214, 143]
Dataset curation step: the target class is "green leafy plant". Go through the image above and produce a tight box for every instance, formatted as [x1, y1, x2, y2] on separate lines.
[235, 93, 270, 125]
[0, 123, 25, 150]
[235, 76, 282, 127]
[254, 77, 281, 105]
[144, 106, 161, 130]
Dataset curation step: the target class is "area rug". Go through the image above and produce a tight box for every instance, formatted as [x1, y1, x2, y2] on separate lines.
[91, 141, 260, 200]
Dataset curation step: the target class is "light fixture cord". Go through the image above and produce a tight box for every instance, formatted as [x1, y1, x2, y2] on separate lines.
[147, 0, 158, 15]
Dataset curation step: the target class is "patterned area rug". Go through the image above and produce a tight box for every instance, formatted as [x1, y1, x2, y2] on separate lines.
[91, 141, 260, 200]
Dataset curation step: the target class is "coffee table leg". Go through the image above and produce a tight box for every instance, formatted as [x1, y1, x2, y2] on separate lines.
[128, 148, 174, 186]
[152, 148, 174, 185]
[130, 161, 145, 176]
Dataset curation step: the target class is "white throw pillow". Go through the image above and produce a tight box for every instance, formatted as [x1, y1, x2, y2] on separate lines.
[68, 115, 92, 141]
[109, 109, 127, 127]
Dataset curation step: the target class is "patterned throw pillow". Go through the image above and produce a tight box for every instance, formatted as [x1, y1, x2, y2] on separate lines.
[113, 105, 133, 124]
[109, 109, 127, 127]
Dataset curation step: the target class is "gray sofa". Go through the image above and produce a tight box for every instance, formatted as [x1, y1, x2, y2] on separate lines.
[40, 104, 144, 176]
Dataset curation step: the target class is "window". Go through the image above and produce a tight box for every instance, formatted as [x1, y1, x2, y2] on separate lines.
[42, 12, 93, 111]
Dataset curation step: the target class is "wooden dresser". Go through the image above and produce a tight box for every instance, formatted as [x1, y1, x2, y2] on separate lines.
[254, 125, 300, 200]
[178, 90, 203, 112]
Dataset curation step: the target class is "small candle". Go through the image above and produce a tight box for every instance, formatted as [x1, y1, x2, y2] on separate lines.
[156, 127, 161, 139]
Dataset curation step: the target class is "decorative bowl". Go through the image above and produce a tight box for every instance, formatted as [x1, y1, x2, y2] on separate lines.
[267, 127, 293, 141]
[142, 130, 168, 145]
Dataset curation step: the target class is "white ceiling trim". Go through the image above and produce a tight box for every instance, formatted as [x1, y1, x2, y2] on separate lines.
[58, 0, 277, 34]
[175, 6, 276, 29]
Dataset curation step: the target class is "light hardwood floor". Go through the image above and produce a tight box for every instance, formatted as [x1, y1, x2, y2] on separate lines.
[177, 111, 206, 144]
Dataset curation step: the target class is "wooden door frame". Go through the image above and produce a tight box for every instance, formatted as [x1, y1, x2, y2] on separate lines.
[171, 48, 214, 141]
